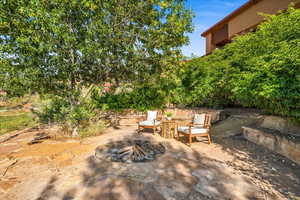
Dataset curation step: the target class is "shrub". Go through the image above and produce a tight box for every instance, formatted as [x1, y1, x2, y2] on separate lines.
[78, 120, 105, 138]
[92, 84, 167, 112]
[228, 6, 300, 119]
[35, 96, 96, 135]
[174, 5, 300, 121]
[172, 50, 238, 108]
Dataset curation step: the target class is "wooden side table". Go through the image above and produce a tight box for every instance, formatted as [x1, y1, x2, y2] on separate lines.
[161, 120, 178, 139]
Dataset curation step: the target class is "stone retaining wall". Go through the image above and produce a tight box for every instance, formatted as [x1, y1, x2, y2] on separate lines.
[163, 108, 226, 122]
[260, 116, 300, 136]
[117, 108, 226, 126]
[242, 126, 300, 165]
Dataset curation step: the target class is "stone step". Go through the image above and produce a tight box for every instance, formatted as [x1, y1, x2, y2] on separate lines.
[260, 116, 300, 136]
[242, 126, 300, 165]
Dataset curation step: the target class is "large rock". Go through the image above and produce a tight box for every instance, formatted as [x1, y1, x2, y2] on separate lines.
[242, 126, 300, 165]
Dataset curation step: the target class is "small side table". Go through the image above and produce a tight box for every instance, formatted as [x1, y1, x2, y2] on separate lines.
[161, 120, 178, 139]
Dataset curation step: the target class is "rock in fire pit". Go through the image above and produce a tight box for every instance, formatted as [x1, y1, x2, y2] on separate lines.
[95, 139, 166, 163]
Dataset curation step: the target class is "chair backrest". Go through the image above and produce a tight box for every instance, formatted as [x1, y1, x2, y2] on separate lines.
[193, 114, 205, 127]
[147, 111, 157, 121]
[203, 114, 212, 128]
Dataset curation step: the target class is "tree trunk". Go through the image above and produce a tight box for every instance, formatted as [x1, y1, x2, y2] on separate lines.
[71, 126, 78, 137]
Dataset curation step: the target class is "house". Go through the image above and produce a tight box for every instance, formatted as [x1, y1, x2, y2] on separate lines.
[201, 0, 300, 55]
[103, 82, 112, 93]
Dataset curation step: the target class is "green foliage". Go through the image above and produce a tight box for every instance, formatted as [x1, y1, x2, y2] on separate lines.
[92, 84, 167, 112]
[0, 0, 193, 128]
[165, 112, 173, 117]
[172, 53, 236, 108]
[228, 6, 300, 118]
[0, 0, 193, 94]
[0, 96, 26, 109]
[35, 96, 95, 127]
[0, 112, 36, 135]
[174, 6, 300, 120]
[78, 120, 105, 138]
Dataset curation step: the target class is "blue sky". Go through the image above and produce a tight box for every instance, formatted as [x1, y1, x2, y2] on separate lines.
[182, 0, 248, 57]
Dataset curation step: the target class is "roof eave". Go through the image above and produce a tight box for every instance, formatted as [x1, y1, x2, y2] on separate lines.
[201, 0, 261, 37]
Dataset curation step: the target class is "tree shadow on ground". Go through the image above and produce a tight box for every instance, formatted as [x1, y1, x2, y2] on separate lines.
[78, 134, 279, 200]
[35, 176, 59, 200]
[213, 135, 300, 199]
[34, 129, 286, 200]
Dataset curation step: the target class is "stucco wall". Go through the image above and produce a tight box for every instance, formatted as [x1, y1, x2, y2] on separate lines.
[228, 0, 300, 37]
[205, 33, 215, 54]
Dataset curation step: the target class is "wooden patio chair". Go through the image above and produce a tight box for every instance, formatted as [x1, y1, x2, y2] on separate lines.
[137, 110, 161, 134]
[177, 113, 212, 146]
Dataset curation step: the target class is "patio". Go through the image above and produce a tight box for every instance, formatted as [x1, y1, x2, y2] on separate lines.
[1, 124, 299, 200]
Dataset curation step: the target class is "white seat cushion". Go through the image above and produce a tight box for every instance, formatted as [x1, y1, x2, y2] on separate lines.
[178, 126, 209, 134]
[147, 111, 157, 121]
[193, 114, 205, 127]
[139, 120, 160, 126]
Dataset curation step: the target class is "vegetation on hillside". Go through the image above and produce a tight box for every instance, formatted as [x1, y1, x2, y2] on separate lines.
[1, 2, 299, 135]
[92, 6, 300, 123]
[172, 6, 300, 121]
[1, 0, 193, 135]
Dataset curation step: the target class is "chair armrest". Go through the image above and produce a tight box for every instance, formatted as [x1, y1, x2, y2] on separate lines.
[204, 124, 211, 129]
[188, 125, 192, 134]
[188, 122, 194, 127]
[177, 122, 188, 127]
[137, 116, 146, 122]
[157, 116, 163, 121]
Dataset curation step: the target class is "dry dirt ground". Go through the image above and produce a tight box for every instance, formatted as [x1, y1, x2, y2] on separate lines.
[0, 125, 299, 200]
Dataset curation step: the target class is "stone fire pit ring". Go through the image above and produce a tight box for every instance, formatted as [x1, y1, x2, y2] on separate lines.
[95, 139, 166, 163]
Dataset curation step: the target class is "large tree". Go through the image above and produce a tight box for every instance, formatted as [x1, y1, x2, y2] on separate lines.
[0, 0, 193, 132]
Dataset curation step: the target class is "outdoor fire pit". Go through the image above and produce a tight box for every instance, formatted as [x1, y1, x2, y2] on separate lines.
[95, 139, 166, 163]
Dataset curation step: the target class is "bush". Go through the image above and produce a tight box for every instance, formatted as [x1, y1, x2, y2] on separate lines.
[92, 84, 167, 112]
[170, 47, 239, 108]
[78, 120, 105, 138]
[174, 5, 300, 121]
[35, 96, 96, 132]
